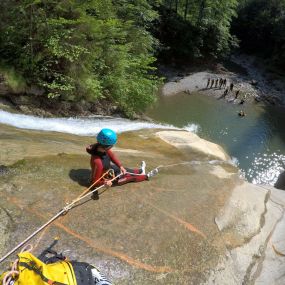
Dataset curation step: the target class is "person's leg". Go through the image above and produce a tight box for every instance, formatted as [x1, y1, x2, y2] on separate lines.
[116, 161, 147, 185]
[116, 173, 148, 186]
[111, 161, 146, 175]
[111, 161, 152, 186]
[117, 166, 159, 186]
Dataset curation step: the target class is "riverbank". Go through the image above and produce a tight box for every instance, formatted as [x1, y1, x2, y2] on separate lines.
[0, 72, 145, 118]
[161, 54, 285, 106]
[0, 92, 126, 118]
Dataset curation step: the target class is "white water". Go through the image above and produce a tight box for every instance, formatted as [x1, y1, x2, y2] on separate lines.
[0, 110, 199, 136]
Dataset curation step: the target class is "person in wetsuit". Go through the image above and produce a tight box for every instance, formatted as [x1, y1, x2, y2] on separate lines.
[86, 128, 158, 190]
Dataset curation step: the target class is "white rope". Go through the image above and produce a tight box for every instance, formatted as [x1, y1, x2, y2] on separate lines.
[3, 244, 34, 285]
[0, 172, 122, 264]
[0, 159, 227, 264]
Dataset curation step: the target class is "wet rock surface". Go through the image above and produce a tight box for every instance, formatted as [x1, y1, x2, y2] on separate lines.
[0, 208, 11, 256]
[0, 126, 285, 284]
[0, 165, 9, 176]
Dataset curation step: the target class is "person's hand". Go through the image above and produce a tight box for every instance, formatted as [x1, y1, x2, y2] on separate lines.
[104, 180, 113, 187]
[120, 166, 127, 175]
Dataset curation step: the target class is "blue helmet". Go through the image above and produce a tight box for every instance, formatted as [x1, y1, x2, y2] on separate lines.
[97, 128, 117, 146]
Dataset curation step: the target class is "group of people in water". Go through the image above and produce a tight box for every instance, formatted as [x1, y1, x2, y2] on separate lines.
[206, 77, 246, 117]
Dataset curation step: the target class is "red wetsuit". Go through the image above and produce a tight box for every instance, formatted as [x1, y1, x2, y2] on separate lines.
[86, 143, 147, 187]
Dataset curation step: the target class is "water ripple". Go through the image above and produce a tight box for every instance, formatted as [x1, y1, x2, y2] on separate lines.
[246, 151, 285, 186]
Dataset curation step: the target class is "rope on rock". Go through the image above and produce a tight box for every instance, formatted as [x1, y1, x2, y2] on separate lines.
[124, 162, 195, 176]
[155, 160, 229, 171]
[126, 160, 229, 176]
[0, 170, 122, 265]
[0, 159, 230, 264]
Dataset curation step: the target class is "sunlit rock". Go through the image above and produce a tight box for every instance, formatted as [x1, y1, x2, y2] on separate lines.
[156, 130, 230, 161]
[0, 125, 285, 284]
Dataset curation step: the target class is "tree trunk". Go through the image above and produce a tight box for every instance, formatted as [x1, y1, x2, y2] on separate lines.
[175, 0, 179, 13]
[198, 0, 206, 26]
[184, 0, 189, 19]
[168, 0, 174, 10]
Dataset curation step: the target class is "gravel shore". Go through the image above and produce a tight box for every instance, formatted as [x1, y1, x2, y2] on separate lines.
[161, 54, 285, 106]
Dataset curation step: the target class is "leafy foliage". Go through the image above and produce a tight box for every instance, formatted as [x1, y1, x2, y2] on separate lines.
[153, 0, 238, 62]
[0, 0, 160, 115]
[1, 0, 284, 116]
[232, 0, 285, 70]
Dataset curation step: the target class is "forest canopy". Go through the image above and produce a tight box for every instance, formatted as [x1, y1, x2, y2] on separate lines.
[0, 0, 284, 115]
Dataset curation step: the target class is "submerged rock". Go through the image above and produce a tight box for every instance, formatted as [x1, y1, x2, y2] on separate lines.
[275, 171, 285, 190]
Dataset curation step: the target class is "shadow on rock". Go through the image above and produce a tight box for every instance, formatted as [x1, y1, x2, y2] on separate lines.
[0, 165, 10, 176]
[69, 169, 91, 187]
[275, 171, 285, 190]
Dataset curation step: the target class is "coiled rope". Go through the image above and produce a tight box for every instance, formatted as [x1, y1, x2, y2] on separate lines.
[2, 244, 33, 285]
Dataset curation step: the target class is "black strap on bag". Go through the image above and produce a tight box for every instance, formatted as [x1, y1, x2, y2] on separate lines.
[37, 240, 112, 285]
[38, 239, 66, 264]
[19, 261, 67, 285]
[70, 261, 94, 285]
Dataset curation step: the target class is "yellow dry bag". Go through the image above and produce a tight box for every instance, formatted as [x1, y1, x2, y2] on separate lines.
[0, 251, 77, 285]
[0, 251, 112, 285]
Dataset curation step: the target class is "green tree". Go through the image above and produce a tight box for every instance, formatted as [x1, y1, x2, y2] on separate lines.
[232, 0, 285, 70]
[153, 0, 238, 62]
[0, 0, 161, 116]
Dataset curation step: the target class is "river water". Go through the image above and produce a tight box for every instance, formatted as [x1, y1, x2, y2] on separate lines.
[1, 92, 284, 186]
[146, 92, 285, 186]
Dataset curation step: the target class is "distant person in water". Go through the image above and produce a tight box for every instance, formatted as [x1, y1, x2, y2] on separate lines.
[223, 79, 227, 88]
[210, 79, 215, 88]
[235, 90, 240, 99]
[240, 98, 245, 104]
[206, 78, 210, 88]
[86, 128, 158, 196]
[238, 110, 246, 117]
[230, 82, 234, 92]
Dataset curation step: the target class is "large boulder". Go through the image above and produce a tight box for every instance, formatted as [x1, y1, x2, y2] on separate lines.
[212, 183, 285, 284]
[156, 130, 230, 161]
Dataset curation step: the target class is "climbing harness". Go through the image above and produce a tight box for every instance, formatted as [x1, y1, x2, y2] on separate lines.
[0, 169, 122, 265]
